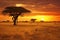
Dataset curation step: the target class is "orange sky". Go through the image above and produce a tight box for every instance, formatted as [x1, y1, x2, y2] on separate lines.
[0, 0, 60, 21]
[0, 14, 60, 21]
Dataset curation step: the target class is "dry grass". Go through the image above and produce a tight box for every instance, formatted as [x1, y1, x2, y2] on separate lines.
[0, 22, 60, 40]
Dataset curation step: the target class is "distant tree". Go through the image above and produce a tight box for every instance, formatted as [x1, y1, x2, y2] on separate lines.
[31, 19, 36, 22]
[2, 6, 31, 25]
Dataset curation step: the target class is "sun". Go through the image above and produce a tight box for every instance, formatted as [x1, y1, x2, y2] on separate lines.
[32, 15, 53, 21]
[40, 18, 45, 21]
[32, 15, 46, 21]
[16, 4, 25, 7]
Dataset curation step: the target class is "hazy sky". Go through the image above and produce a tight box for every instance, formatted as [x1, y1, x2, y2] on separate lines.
[0, 0, 60, 14]
[0, 0, 60, 21]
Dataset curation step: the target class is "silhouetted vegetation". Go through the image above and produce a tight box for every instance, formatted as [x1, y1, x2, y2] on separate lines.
[31, 19, 36, 22]
[2, 6, 31, 25]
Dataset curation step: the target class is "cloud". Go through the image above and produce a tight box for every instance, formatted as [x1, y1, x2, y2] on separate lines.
[0, 0, 60, 14]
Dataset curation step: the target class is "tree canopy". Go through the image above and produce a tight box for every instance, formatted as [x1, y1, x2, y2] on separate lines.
[2, 6, 31, 16]
[2, 6, 31, 25]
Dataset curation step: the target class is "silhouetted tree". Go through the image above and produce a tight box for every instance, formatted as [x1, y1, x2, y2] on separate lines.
[2, 6, 31, 25]
[31, 19, 36, 22]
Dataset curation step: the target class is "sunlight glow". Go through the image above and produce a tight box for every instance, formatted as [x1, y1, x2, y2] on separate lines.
[29, 15, 54, 21]
[16, 4, 26, 7]
[34, 15, 46, 21]
[0, 15, 60, 22]
[40, 17, 45, 21]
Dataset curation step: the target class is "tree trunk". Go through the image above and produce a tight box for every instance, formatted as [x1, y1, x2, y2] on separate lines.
[13, 15, 18, 25]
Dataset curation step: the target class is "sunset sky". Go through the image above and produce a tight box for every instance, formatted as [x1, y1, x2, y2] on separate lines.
[0, 0, 60, 21]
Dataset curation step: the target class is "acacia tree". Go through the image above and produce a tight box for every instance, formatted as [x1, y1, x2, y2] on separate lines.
[2, 6, 31, 25]
[31, 19, 36, 22]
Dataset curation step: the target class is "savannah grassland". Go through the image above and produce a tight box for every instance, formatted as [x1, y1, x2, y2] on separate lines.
[0, 22, 60, 40]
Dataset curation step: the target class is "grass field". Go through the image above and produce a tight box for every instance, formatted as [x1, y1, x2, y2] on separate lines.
[0, 22, 60, 40]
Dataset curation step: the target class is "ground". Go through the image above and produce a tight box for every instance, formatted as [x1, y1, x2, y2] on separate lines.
[0, 22, 60, 40]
